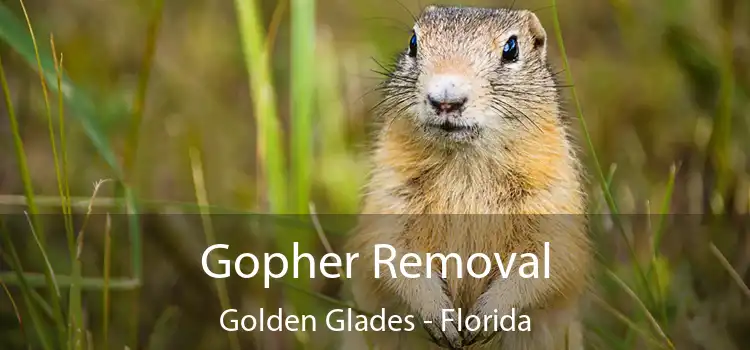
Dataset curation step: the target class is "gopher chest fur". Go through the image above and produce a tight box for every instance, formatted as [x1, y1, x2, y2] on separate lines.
[361, 143, 584, 309]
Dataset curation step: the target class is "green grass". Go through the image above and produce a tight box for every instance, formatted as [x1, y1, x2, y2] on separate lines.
[0, 0, 149, 348]
[189, 146, 241, 350]
[234, 0, 287, 213]
[0, 20, 39, 242]
[0, 0, 748, 349]
[290, 0, 315, 214]
[1, 221, 54, 350]
[550, 1, 678, 349]
[0, 2, 123, 176]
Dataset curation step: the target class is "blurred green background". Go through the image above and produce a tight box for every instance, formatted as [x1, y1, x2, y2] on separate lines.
[0, 0, 749, 349]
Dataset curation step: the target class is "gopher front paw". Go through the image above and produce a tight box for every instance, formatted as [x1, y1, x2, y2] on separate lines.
[421, 315, 462, 349]
[415, 273, 462, 349]
[461, 293, 502, 346]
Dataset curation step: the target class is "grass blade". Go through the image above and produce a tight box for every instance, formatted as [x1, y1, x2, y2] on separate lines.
[0, 221, 54, 350]
[0, 51, 40, 240]
[102, 214, 112, 350]
[68, 253, 83, 350]
[290, 0, 316, 213]
[0, 2, 124, 177]
[50, 35, 76, 259]
[549, 0, 657, 313]
[705, 1, 735, 209]
[188, 147, 241, 350]
[605, 269, 675, 349]
[71, 179, 112, 350]
[310, 203, 374, 350]
[709, 243, 750, 299]
[0, 262, 29, 348]
[122, 0, 164, 176]
[647, 164, 679, 326]
[266, 0, 287, 53]
[120, 184, 143, 349]
[119, 0, 164, 345]
[0, 273, 139, 290]
[22, 211, 67, 347]
[652, 164, 679, 253]
[590, 293, 669, 350]
[548, 0, 620, 219]
[18, 0, 59, 249]
[27, 288, 54, 319]
[233, 0, 287, 212]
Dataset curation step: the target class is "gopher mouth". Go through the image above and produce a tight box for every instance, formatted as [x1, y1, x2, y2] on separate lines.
[429, 120, 474, 133]
[438, 121, 468, 132]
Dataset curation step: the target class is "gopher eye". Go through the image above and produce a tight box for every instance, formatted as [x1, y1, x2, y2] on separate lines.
[502, 35, 519, 62]
[408, 33, 417, 58]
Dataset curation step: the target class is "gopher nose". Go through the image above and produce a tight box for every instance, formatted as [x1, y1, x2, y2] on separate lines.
[425, 74, 470, 114]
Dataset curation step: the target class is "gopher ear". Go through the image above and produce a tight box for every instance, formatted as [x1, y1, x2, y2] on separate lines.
[523, 11, 547, 57]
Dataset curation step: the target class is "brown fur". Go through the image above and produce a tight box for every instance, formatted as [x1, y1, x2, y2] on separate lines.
[343, 5, 592, 350]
